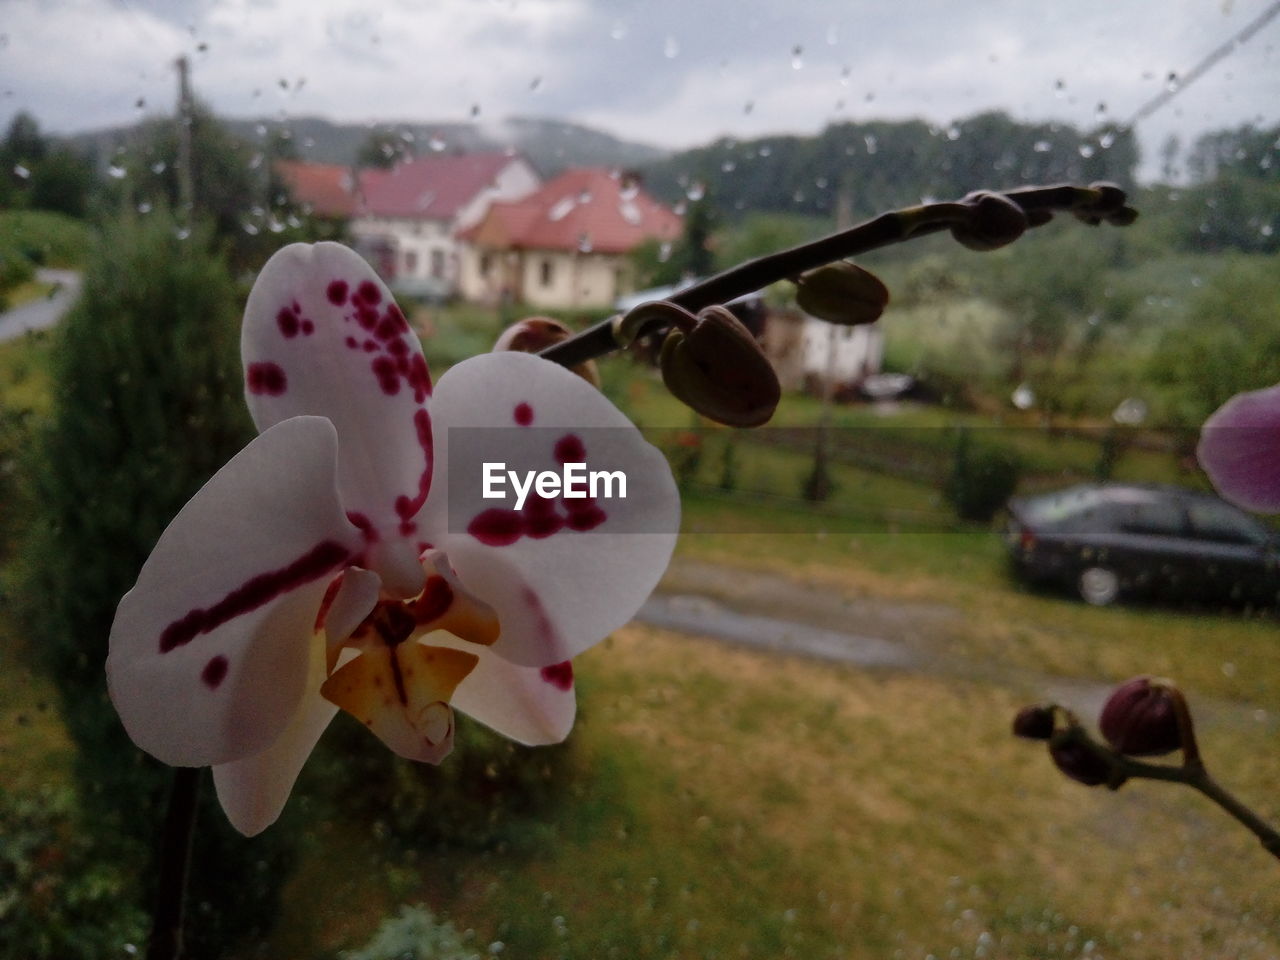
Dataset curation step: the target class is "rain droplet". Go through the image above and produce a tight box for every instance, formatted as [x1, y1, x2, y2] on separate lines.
[151, 160, 167, 174]
[946, 124, 961, 141]
[1033, 140, 1051, 153]
[577, 233, 593, 253]
[1012, 383, 1035, 410]
[1099, 131, 1115, 149]
[1053, 78, 1066, 98]
[529, 76, 542, 92]
[1166, 72, 1180, 92]
[814, 176, 828, 189]
[863, 134, 877, 154]
[470, 104, 481, 118]
[137, 200, 152, 214]
[174, 226, 191, 240]
[758, 145, 772, 157]
[108, 164, 127, 179]
[1112, 397, 1147, 426]
[1078, 144, 1095, 159]
[721, 160, 736, 173]
[663, 36, 680, 59]
[840, 65, 851, 86]
[12, 163, 29, 179]
[249, 152, 264, 169]
[243, 221, 260, 235]
[826, 24, 838, 45]
[135, 97, 146, 110]
[792, 189, 805, 203]
[673, 200, 687, 216]
[1221, 661, 1237, 678]
[743, 100, 754, 115]
[658, 241, 673, 263]
[1260, 223, 1274, 238]
[791, 44, 804, 70]
[428, 136, 446, 152]
[1094, 101, 1107, 118]
[686, 181, 705, 201]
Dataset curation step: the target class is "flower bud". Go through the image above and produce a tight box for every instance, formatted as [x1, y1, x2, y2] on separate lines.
[1098, 676, 1182, 757]
[951, 191, 1028, 251]
[660, 305, 780, 427]
[1012, 704, 1055, 741]
[494, 316, 600, 387]
[793, 261, 889, 326]
[1049, 741, 1112, 787]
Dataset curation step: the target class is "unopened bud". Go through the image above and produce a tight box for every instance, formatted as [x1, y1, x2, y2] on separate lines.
[495, 316, 600, 387]
[952, 191, 1028, 251]
[660, 305, 780, 427]
[1049, 741, 1112, 787]
[1099, 677, 1182, 757]
[794, 261, 889, 325]
[1012, 704, 1056, 741]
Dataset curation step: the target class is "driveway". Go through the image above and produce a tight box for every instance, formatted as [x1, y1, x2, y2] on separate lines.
[0, 268, 81, 343]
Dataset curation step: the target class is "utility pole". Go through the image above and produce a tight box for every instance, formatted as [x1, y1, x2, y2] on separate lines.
[175, 55, 195, 222]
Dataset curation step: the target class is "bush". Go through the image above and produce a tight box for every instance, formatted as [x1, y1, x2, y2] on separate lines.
[18, 207, 297, 956]
[943, 428, 1021, 522]
[343, 905, 480, 960]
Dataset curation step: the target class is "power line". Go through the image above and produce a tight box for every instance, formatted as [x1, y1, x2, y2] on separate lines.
[1124, 0, 1280, 127]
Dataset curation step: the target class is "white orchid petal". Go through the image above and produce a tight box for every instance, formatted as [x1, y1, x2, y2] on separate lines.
[424, 352, 679, 667]
[107, 417, 362, 767]
[211, 638, 342, 837]
[428, 633, 576, 746]
[241, 242, 433, 594]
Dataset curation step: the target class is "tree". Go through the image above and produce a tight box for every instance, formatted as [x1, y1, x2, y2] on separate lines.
[356, 127, 410, 169]
[19, 208, 297, 956]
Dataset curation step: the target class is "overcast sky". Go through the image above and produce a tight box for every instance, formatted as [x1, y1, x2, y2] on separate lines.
[2, 0, 1277, 180]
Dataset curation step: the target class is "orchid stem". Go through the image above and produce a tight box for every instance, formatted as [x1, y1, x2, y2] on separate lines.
[537, 183, 1131, 370]
[147, 766, 201, 960]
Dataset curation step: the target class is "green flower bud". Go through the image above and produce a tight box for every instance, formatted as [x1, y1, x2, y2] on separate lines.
[660, 305, 780, 427]
[951, 191, 1029, 251]
[793, 261, 889, 326]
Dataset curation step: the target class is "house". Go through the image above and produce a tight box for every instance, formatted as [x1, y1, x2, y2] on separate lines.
[350, 153, 540, 299]
[276, 153, 540, 298]
[458, 168, 682, 310]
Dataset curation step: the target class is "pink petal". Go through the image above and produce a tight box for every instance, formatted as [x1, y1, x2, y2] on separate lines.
[107, 417, 363, 767]
[1198, 383, 1280, 512]
[241, 242, 432, 596]
[420, 352, 679, 667]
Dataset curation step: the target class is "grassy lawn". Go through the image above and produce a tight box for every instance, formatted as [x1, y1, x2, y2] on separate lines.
[2, 278, 57, 311]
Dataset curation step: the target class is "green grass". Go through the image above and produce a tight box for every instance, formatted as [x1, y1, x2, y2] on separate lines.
[0, 210, 93, 269]
[1, 278, 56, 311]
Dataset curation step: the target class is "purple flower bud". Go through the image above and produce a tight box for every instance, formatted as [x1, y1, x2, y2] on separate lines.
[1012, 705, 1055, 741]
[1099, 677, 1182, 757]
[1049, 741, 1111, 787]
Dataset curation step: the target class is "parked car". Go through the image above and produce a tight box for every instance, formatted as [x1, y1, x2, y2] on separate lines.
[1004, 483, 1280, 607]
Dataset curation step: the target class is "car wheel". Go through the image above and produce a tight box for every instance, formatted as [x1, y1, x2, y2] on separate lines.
[1078, 566, 1120, 606]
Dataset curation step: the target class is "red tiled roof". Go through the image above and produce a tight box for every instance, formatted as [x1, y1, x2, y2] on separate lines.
[275, 160, 358, 218]
[462, 168, 682, 255]
[358, 152, 518, 220]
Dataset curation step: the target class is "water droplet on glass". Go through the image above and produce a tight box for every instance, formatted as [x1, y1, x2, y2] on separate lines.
[815, 176, 828, 189]
[673, 199, 687, 216]
[529, 76, 542, 92]
[137, 201, 152, 214]
[243, 221, 260, 235]
[577, 233, 593, 253]
[663, 36, 680, 59]
[721, 160, 736, 173]
[658, 241, 673, 263]
[743, 100, 754, 115]
[609, 20, 627, 40]
[488, 942, 505, 955]
[1053, 78, 1066, 98]
[108, 164, 127, 180]
[1078, 143, 1095, 159]
[1033, 140, 1051, 153]
[1094, 101, 1107, 119]
[826, 24, 838, 45]
[1112, 397, 1147, 426]
[249, 152, 264, 169]
[1099, 131, 1115, 149]
[13, 163, 30, 179]
[686, 181, 705, 201]
[135, 97, 146, 110]
[1221, 661, 1237, 678]
[946, 124, 961, 141]
[1012, 383, 1035, 410]
[151, 160, 167, 174]
[470, 104, 481, 118]
[791, 44, 804, 70]
[840, 65, 851, 86]
[758, 145, 772, 157]
[1260, 223, 1274, 238]
[174, 226, 191, 240]
[428, 136, 446, 152]
[863, 134, 877, 154]
[1166, 72, 1180, 92]
[268, 216, 285, 234]
[792, 189, 805, 203]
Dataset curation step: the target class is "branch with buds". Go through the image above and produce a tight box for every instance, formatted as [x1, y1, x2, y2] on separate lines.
[520, 182, 1138, 426]
[1015, 677, 1280, 862]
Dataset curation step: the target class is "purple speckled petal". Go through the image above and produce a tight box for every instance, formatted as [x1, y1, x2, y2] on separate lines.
[1198, 383, 1280, 513]
[107, 417, 362, 768]
[242, 243, 432, 596]
[420, 352, 679, 668]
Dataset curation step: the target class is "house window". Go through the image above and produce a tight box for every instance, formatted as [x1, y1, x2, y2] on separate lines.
[403, 250, 418, 274]
[479, 253, 492, 278]
[430, 249, 445, 279]
[540, 258, 555, 288]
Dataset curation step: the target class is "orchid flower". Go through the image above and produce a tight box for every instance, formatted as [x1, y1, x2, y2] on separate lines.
[107, 242, 678, 836]
[1197, 384, 1280, 513]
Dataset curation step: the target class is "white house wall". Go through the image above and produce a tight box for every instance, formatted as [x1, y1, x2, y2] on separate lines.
[801, 317, 883, 384]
